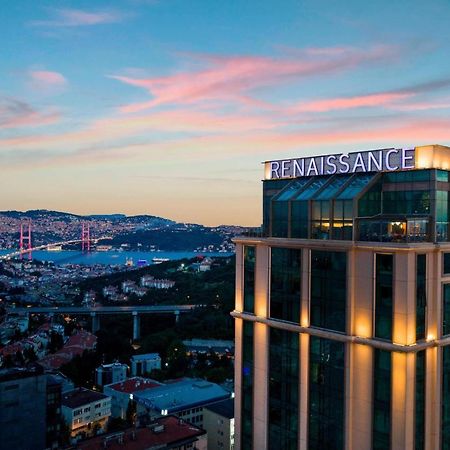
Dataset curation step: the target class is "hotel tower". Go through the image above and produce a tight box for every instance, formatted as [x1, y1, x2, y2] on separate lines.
[232, 145, 450, 450]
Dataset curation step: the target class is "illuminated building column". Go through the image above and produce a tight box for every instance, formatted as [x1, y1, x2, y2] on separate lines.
[299, 333, 309, 450]
[346, 248, 374, 450]
[235, 244, 244, 312]
[234, 317, 243, 450]
[426, 250, 441, 450]
[391, 251, 416, 449]
[253, 245, 269, 450]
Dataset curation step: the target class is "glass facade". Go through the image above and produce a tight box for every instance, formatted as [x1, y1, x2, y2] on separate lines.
[443, 346, 450, 450]
[415, 350, 425, 450]
[310, 250, 347, 332]
[243, 246, 256, 313]
[270, 247, 301, 323]
[375, 254, 394, 340]
[308, 337, 345, 450]
[268, 328, 299, 450]
[444, 253, 450, 275]
[443, 284, 450, 336]
[241, 321, 254, 449]
[416, 254, 427, 341]
[373, 349, 391, 450]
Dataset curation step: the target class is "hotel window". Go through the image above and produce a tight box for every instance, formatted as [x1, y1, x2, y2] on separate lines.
[332, 200, 353, 240]
[270, 247, 301, 323]
[443, 346, 450, 450]
[243, 246, 256, 313]
[268, 328, 299, 450]
[308, 337, 345, 450]
[416, 254, 427, 341]
[415, 350, 425, 450]
[436, 191, 449, 242]
[241, 321, 254, 449]
[374, 254, 394, 341]
[372, 349, 391, 450]
[443, 285, 450, 336]
[310, 250, 347, 333]
[444, 253, 450, 275]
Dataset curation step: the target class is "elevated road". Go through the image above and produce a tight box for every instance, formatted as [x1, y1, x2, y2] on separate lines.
[7, 305, 196, 315]
[7, 304, 197, 340]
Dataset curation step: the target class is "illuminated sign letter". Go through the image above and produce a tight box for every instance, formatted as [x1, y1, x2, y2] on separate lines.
[402, 148, 415, 169]
[293, 159, 304, 177]
[385, 149, 399, 171]
[307, 158, 319, 176]
[352, 152, 366, 172]
[281, 160, 291, 178]
[368, 151, 382, 171]
[339, 154, 350, 173]
[270, 161, 280, 179]
[326, 155, 337, 174]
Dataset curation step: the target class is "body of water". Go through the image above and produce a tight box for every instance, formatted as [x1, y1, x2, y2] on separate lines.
[0, 249, 233, 266]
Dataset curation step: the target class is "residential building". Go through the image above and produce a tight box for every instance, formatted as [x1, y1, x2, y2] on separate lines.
[130, 353, 161, 376]
[203, 398, 235, 450]
[103, 377, 162, 419]
[75, 415, 207, 450]
[0, 366, 47, 450]
[61, 388, 111, 440]
[134, 378, 231, 428]
[233, 145, 450, 450]
[95, 362, 128, 387]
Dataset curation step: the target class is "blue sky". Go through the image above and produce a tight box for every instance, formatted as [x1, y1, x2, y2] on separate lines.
[2, 0, 450, 225]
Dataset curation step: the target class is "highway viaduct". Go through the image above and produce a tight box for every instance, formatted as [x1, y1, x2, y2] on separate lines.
[6, 305, 196, 340]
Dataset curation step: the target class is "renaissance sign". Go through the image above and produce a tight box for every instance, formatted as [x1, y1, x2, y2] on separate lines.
[265, 148, 415, 180]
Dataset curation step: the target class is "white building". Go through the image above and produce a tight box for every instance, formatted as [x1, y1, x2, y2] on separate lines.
[130, 353, 161, 376]
[203, 398, 235, 450]
[95, 362, 128, 387]
[61, 388, 111, 440]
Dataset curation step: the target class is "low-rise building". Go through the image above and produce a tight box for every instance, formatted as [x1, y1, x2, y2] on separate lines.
[95, 362, 128, 388]
[130, 353, 161, 376]
[103, 377, 162, 419]
[203, 398, 235, 450]
[61, 388, 111, 440]
[76, 415, 207, 450]
[134, 378, 231, 428]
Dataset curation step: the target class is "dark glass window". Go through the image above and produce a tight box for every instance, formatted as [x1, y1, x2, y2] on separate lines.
[308, 337, 345, 450]
[291, 201, 308, 239]
[443, 284, 450, 336]
[375, 254, 393, 340]
[263, 180, 291, 236]
[241, 321, 254, 449]
[268, 328, 299, 450]
[416, 255, 427, 341]
[444, 253, 450, 274]
[436, 190, 449, 242]
[243, 246, 256, 313]
[437, 170, 449, 182]
[383, 190, 430, 215]
[373, 349, 391, 450]
[310, 251, 347, 332]
[443, 346, 450, 450]
[270, 247, 301, 323]
[415, 350, 425, 450]
[272, 201, 289, 237]
[358, 182, 382, 217]
[310, 200, 331, 239]
[333, 200, 353, 240]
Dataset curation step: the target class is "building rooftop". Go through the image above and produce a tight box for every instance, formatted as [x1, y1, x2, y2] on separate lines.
[0, 364, 44, 383]
[76, 416, 206, 450]
[134, 378, 231, 413]
[61, 388, 109, 409]
[204, 398, 234, 419]
[131, 353, 160, 362]
[106, 377, 162, 394]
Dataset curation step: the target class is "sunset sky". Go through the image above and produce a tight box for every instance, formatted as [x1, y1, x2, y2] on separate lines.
[2, 0, 450, 225]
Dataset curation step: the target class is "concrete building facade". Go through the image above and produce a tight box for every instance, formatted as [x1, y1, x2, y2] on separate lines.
[233, 145, 450, 450]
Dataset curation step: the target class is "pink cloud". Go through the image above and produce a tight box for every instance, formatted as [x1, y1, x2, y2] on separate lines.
[30, 70, 67, 87]
[31, 8, 126, 27]
[111, 45, 401, 113]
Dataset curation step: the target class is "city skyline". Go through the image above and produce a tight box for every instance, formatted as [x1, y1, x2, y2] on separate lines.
[3, 0, 450, 225]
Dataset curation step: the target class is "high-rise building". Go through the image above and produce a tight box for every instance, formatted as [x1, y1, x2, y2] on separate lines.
[233, 145, 450, 450]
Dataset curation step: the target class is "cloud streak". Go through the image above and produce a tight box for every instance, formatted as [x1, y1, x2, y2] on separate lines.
[31, 8, 127, 28]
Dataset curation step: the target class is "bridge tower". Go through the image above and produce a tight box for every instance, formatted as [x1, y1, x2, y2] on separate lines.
[19, 222, 32, 260]
[81, 223, 91, 252]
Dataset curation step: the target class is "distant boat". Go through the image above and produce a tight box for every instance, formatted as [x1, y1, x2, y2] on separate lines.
[47, 245, 63, 252]
[152, 257, 170, 264]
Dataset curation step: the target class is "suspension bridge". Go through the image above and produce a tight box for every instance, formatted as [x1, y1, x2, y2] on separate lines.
[0, 222, 109, 261]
